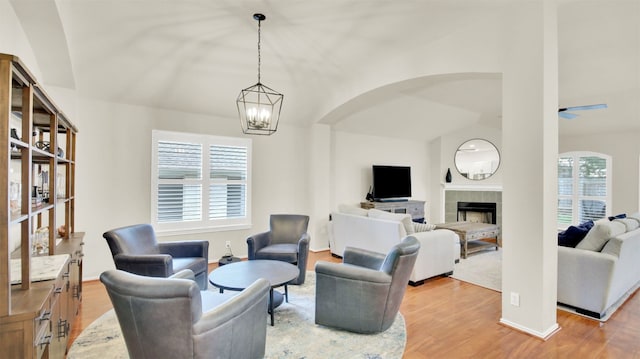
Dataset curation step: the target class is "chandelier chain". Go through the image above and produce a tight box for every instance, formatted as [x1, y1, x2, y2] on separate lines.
[257, 18, 261, 84]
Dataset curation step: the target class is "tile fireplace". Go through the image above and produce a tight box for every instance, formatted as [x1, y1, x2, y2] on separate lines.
[444, 190, 502, 239]
[457, 201, 497, 224]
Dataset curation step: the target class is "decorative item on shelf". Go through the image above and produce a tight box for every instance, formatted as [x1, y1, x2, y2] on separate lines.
[31, 185, 43, 207]
[10, 128, 19, 140]
[236, 13, 284, 136]
[366, 185, 374, 201]
[56, 172, 66, 198]
[9, 181, 20, 214]
[10, 128, 20, 152]
[32, 226, 49, 255]
[445, 168, 452, 183]
[57, 224, 67, 238]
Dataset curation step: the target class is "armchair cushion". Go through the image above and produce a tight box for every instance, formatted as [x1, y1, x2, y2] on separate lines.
[255, 243, 298, 263]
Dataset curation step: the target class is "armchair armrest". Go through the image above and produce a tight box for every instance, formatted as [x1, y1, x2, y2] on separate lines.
[159, 240, 209, 259]
[343, 246, 386, 270]
[194, 278, 270, 332]
[113, 253, 173, 278]
[297, 233, 310, 250]
[246, 231, 271, 259]
[170, 269, 196, 282]
[557, 246, 617, 313]
[315, 261, 391, 284]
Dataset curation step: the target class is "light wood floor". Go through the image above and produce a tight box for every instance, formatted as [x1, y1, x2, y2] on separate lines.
[68, 251, 640, 358]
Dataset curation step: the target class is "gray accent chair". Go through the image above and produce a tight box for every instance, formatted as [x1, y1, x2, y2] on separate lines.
[100, 269, 270, 359]
[103, 223, 210, 290]
[247, 214, 310, 285]
[315, 236, 420, 333]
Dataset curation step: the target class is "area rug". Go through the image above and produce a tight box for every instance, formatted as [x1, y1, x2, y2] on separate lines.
[451, 248, 502, 292]
[67, 271, 406, 359]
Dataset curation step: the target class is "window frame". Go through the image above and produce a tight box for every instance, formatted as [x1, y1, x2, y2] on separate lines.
[558, 151, 611, 228]
[151, 130, 252, 235]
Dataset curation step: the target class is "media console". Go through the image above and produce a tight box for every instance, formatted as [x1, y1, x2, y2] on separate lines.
[360, 200, 425, 222]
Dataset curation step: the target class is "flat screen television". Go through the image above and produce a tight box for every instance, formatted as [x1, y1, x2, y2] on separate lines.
[372, 165, 411, 201]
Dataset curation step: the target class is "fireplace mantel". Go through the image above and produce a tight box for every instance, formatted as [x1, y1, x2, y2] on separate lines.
[442, 184, 503, 192]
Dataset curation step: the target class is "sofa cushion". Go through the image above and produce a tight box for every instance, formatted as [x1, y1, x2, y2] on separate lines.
[626, 212, 640, 225]
[613, 218, 639, 232]
[557, 220, 594, 247]
[338, 204, 369, 217]
[367, 209, 415, 234]
[413, 222, 436, 232]
[576, 220, 626, 252]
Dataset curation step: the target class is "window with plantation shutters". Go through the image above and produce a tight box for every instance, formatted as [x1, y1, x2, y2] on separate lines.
[557, 152, 611, 228]
[152, 130, 251, 233]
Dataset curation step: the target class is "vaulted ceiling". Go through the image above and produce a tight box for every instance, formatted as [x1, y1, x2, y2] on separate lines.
[10, 0, 640, 141]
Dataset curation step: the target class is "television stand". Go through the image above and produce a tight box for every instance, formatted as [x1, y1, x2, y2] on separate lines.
[361, 200, 425, 222]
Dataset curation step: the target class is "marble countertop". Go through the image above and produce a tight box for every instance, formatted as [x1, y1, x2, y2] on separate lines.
[10, 254, 70, 285]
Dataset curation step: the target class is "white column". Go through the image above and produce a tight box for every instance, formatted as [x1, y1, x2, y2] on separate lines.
[308, 124, 332, 251]
[500, 0, 559, 338]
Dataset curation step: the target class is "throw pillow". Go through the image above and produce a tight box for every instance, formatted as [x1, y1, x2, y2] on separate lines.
[613, 218, 639, 232]
[557, 220, 594, 247]
[413, 222, 436, 232]
[608, 213, 626, 221]
[575, 220, 626, 252]
[337, 204, 369, 217]
[367, 209, 415, 234]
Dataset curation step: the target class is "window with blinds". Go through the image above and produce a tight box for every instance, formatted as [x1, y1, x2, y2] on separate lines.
[152, 130, 251, 233]
[557, 152, 610, 228]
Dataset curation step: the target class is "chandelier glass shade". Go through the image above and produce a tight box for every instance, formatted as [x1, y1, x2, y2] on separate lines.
[237, 13, 283, 135]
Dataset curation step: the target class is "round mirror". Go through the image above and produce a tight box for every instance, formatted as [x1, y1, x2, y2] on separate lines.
[454, 139, 500, 180]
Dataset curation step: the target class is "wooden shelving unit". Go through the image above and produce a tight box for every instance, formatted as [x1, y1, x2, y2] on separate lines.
[0, 53, 84, 358]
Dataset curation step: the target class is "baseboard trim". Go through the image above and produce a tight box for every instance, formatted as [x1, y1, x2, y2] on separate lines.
[499, 318, 561, 340]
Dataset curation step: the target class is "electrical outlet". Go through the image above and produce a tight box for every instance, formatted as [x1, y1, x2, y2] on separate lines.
[225, 240, 231, 248]
[510, 292, 520, 307]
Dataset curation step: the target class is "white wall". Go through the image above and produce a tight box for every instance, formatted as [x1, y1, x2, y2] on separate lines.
[560, 131, 640, 214]
[75, 97, 311, 280]
[0, 0, 40, 79]
[330, 130, 431, 216]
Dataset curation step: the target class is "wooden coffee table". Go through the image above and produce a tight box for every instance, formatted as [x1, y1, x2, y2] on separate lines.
[435, 221, 500, 259]
[208, 260, 299, 326]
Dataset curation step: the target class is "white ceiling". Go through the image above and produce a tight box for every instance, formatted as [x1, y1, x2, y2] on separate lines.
[10, 0, 640, 141]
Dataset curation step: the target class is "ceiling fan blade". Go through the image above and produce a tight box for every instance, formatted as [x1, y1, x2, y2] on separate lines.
[560, 104, 608, 112]
[558, 112, 578, 120]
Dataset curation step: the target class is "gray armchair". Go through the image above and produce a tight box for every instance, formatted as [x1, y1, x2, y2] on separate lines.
[100, 269, 270, 359]
[247, 214, 310, 285]
[103, 223, 210, 290]
[315, 236, 420, 333]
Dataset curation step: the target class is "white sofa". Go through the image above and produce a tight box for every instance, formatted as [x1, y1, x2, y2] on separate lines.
[329, 208, 460, 285]
[557, 214, 640, 319]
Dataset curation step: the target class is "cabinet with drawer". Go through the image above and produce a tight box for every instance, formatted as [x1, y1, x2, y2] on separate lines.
[361, 200, 426, 222]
